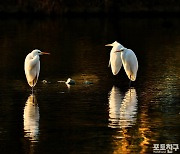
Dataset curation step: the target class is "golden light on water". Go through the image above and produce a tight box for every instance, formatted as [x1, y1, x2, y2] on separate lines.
[108, 86, 139, 153]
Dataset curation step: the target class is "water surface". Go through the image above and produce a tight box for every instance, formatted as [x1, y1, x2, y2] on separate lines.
[0, 16, 179, 153]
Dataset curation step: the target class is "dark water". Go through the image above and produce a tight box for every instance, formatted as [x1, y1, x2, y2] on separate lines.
[0, 16, 179, 154]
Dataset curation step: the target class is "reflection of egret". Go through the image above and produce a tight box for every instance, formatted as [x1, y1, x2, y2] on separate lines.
[108, 86, 123, 128]
[24, 49, 50, 92]
[24, 94, 40, 142]
[120, 88, 138, 128]
[108, 86, 138, 128]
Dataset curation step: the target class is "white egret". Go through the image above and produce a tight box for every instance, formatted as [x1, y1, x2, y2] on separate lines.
[106, 41, 138, 85]
[105, 41, 124, 75]
[24, 49, 50, 91]
[116, 46, 138, 83]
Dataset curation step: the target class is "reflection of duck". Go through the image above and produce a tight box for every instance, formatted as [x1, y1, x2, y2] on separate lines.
[108, 86, 138, 128]
[24, 94, 39, 142]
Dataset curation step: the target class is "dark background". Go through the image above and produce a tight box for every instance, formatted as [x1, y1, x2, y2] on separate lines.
[0, 0, 180, 16]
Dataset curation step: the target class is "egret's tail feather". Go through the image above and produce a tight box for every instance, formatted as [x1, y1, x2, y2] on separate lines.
[128, 73, 136, 81]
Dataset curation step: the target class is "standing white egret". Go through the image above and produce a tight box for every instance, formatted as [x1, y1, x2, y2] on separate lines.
[105, 41, 124, 75]
[24, 49, 50, 91]
[116, 46, 138, 83]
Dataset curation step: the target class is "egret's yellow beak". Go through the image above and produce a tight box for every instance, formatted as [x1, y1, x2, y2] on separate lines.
[41, 52, 50, 55]
[105, 44, 113, 46]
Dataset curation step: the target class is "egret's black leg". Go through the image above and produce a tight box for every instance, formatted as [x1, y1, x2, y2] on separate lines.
[129, 75, 131, 88]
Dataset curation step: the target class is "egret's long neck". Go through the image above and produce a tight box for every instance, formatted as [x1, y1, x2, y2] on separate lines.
[31, 52, 39, 58]
[28, 53, 34, 59]
[28, 54, 40, 69]
[113, 44, 121, 51]
[117, 44, 125, 51]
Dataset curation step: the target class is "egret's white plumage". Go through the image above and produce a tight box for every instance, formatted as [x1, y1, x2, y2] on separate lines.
[24, 49, 50, 88]
[106, 41, 138, 82]
[118, 47, 138, 81]
[105, 41, 123, 75]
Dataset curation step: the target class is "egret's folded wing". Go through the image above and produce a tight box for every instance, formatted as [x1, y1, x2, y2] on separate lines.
[110, 52, 122, 75]
[24, 56, 40, 87]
